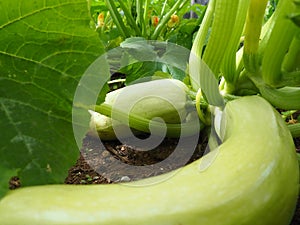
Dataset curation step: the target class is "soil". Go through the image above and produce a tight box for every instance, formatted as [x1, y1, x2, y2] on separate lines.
[65, 132, 209, 184]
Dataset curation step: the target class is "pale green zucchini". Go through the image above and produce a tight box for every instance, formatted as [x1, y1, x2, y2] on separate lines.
[88, 79, 192, 140]
[0, 96, 298, 225]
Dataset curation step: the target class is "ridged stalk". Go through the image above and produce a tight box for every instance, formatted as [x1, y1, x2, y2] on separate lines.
[190, 0, 216, 60]
[105, 0, 131, 38]
[117, 0, 141, 36]
[243, 0, 269, 73]
[288, 123, 300, 138]
[189, 0, 216, 92]
[221, 0, 251, 93]
[142, 0, 150, 37]
[202, 0, 240, 77]
[261, 0, 298, 86]
[190, 0, 241, 107]
[282, 34, 300, 73]
[251, 75, 300, 110]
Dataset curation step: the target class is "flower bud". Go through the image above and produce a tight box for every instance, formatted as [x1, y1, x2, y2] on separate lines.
[97, 12, 105, 28]
[167, 15, 179, 28]
[152, 16, 159, 27]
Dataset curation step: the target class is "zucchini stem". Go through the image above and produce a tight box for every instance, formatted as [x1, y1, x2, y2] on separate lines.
[202, 0, 240, 77]
[142, 0, 151, 37]
[261, 0, 298, 86]
[221, 0, 251, 92]
[196, 89, 210, 125]
[117, 0, 142, 36]
[288, 123, 300, 138]
[243, 0, 268, 73]
[105, 0, 130, 38]
[250, 75, 300, 110]
[282, 34, 300, 73]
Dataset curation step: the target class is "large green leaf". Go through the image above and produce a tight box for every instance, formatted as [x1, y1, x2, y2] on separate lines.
[0, 0, 104, 198]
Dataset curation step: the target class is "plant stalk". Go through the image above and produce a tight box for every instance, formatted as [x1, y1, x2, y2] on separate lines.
[261, 0, 298, 86]
[221, 0, 251, 93]
[243, 0, 269, 73]
[143, 0, 151, 37]
[202, 0, 240, 77]
[105, 0, 130, 38]
[117, 0, 142, 36]
[288, 123, 300, 138]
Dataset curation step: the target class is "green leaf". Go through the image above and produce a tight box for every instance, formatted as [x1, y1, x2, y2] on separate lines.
[120, 37, 158, 61]
[122, 61, 162, 84]
[118, 38, 191, 83]
[0, 0, 104, 198]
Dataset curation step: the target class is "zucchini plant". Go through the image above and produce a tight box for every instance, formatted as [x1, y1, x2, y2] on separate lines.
[0, 0, 300, 224]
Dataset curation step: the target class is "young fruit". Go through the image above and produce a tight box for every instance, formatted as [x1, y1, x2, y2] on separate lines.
[89, 79, 192, 140]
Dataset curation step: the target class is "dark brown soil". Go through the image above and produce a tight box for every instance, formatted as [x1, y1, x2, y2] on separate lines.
[65, 132, 208, 184]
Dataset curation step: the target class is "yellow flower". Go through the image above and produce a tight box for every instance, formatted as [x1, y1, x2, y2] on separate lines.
[97, 12, 105, 28]
[152, 16, 159, 27]
[167, 15, 179, 28]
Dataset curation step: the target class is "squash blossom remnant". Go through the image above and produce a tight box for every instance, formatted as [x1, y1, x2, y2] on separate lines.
[167, 15, 180, 28]
[152, 16, 159, 27]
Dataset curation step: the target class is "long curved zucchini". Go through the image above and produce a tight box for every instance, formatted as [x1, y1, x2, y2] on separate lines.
[0, 96, 298, 225]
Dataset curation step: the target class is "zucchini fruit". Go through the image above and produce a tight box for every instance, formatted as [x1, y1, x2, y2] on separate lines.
[89, 79, 192, 140]
[0, 96, 298, 225]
